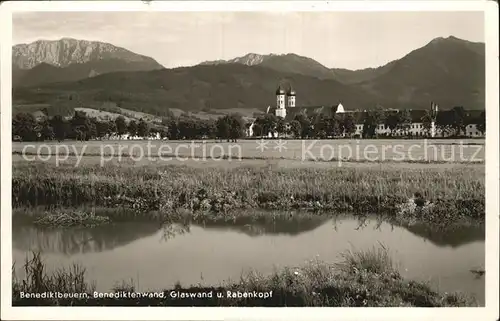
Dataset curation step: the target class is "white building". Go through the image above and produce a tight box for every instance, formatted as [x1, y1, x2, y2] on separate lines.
[252, 85, 484, 139]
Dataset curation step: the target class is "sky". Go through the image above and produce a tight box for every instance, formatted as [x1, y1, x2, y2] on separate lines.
[13, 11, 484, 70]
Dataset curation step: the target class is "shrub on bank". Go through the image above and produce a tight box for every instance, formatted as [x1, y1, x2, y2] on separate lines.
[33, 209, 110, 227]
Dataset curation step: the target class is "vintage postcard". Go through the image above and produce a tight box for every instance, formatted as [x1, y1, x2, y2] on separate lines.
[0, 1, 498, 320]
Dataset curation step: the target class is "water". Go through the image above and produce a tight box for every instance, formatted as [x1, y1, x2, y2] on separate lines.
[12, 215, 485, 305]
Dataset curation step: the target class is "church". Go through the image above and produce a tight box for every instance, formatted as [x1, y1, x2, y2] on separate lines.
[267, 85, 345, 120]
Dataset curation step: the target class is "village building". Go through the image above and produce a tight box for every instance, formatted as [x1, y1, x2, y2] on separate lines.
[248, 84, 484, 138]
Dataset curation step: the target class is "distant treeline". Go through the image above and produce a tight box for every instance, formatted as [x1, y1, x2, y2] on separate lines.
[12, 106, 485, 142]
[12, 110, 247, 142]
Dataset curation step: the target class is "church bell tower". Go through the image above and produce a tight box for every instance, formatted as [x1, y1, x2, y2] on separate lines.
[275, 86, 286, 118]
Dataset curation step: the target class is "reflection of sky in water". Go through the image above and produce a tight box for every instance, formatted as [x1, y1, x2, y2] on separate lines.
[12, 215, 485, 305]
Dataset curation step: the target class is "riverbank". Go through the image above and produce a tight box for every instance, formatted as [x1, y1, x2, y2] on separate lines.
[13, 161, 484, 227]
[12, 249, 476, 307]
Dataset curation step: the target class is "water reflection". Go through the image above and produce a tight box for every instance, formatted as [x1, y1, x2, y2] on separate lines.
[401, 223, 485, 248]
[197, 215, 329, 237]
[12, 215, 330, 255]
[12, 213, 485, 305]
[13, 222, 162, 255]
[13, 214, 484, 256]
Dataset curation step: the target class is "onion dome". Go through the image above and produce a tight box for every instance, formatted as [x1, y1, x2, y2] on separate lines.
[276, 86, 286, 95]
[287, 87, 296, 96]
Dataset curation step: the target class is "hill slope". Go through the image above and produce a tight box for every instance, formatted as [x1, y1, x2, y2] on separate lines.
[201, 53, 336, 80]
[14, 64, 380, 116]
[331, 62, 397, 84]
[13, 59, 165, 88]
[360, 36, 485, 109]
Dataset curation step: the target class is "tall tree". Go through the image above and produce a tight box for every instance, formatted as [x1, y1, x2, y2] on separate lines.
[137, 118, 150, 138]
[294, 114, 312, 138]
[13, 113, 38, 141]
[398, 109, 412, 136]
[107, 119, 117, 137]
[128, 120, 138, 137]
[362, 108, 385, 139]
[167, 119, 180, 140]
[276, 117, 286, 138]
[450, 106, 466, 136]
[436, 110, 453, 137]
[257, 114, 278, 137]
[421, 110, 434, 137]
[313, 114, 329, 139]
[40, 120, 55, 141]
[70, 111, 92, 141]
[341, 114, 356, 138]
[288, 120, 302, 138]
[159, 128, 169, 139]
[228, 114, 245, 142]
[95, 121, 110, 139]
[252, 122, 263, 138]
[324, 115, 340, 138]
[115, 116, 127, 136]
[178, 118, 197, 139]
[384, 113, 399, 136]
[88, 120, 97, 140]
[199, 119, 216, 139]
[50, 115, 68, 141]
[216, 116, 230, 141]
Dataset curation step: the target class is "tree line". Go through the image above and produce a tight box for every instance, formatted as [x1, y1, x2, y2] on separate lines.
[12, 106, 485, 142]
[12, 110, 248, 142]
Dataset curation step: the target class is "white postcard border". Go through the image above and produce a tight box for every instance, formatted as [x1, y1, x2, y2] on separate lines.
[1, 1, 498, 320]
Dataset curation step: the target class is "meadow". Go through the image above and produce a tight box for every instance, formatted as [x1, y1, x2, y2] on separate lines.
[12, 138, 485, 163]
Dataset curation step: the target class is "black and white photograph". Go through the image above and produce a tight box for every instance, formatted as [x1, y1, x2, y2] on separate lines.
[0, 1, 498, 320]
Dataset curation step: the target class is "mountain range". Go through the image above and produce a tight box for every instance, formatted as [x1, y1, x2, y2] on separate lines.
[12, 38, 164, 87]
[201, 52, 394, 84]
[12, 36, 485, 117]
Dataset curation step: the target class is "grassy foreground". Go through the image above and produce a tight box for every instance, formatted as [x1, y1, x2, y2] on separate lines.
[12, 248, 476, 307]
[13, 162, 484, 227]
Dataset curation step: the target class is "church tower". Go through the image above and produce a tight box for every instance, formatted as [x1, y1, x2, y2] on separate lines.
[275, 86, 286, 118]
[287, 87, 296, 108]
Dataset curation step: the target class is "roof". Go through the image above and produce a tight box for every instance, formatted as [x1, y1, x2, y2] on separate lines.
[31, 110, 47, 120]
[266, 107, 485, 124]
[437, 109, 484, 125]
[267, 105, 341, 122]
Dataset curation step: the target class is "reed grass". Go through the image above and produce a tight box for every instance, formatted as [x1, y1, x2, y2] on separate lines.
[12, 248, 476, 307]
[13, 252, 95, 304]
[33, 209, 110, 227]
[12, 162, 484, 227]
[336, 244, 395, 275]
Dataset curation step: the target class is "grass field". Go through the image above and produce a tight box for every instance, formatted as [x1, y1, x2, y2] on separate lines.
[12, 139, 485, 163]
